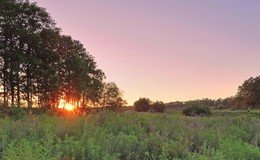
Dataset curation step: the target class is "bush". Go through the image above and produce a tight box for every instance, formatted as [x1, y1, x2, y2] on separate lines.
[152, 101, 166, 113]
[9, 107, 28, 120]
[134, 98, 151, 112]
[183, 104, 211, 116]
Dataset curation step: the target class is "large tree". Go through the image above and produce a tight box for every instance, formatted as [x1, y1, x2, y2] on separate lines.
[237, 76, 260, 108]
[0, 0, 106, 108]
[0, 0, 56, 108]
[57, 35, 105, 108]
[100, 82, 127, 110]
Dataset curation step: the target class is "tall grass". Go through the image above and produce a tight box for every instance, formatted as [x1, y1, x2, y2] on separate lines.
[0, 110, 259, 160]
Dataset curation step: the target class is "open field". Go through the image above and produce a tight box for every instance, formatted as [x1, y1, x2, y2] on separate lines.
[0, 110, 259, 160]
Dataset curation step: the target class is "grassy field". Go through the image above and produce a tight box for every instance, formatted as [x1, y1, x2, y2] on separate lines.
[0, 110, 259, 160]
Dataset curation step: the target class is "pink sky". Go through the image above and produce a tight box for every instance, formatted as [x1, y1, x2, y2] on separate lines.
[33, 0, 260, 105]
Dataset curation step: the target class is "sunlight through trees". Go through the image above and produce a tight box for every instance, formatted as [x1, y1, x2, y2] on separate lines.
[0, 0, 125, 109]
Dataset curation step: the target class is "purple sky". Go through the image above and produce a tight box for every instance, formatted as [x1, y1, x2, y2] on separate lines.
[33, 0, 260, 105]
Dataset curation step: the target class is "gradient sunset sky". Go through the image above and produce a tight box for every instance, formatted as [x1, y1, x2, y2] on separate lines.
[33, 0, 260, 105]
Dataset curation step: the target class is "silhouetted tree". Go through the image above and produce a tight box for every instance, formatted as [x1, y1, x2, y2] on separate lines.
[0, 0, 106, 109]
[0, 0, 55, 108]
[134, 98, 151, 112]
[57, 35, 105, 108]
[100, 82, 127, 110]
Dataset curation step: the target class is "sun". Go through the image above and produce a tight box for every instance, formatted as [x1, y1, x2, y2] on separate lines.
[64, 103, 74, 111]
[58, 99, 75, 111]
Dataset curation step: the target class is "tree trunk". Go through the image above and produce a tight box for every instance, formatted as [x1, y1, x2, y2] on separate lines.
[3, 35, 7, 108]
[10, 35, 15, 107]
[3, 69, 7, 108]
[26, 46, 31, 108]
[17, 75, 20, 107]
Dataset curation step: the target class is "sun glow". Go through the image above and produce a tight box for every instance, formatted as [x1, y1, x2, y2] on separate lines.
[58, 99, 75, 111]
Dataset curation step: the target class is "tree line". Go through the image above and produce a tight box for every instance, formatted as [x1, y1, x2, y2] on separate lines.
[133, 75, 260, 112]
[0, 0, 126, 109]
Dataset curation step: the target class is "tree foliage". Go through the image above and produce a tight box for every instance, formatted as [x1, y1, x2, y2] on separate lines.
[152, 101, 166, 113]
[0, 0, 116, 108]
[101, 82, 127, 110]
[237, 76, 260, 108]
[134, 98, 151, 112]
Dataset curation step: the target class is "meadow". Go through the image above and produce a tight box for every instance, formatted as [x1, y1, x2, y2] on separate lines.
[0, 110, 259, 160]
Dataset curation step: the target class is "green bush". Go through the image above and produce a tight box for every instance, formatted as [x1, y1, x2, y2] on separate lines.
[134, 98, 151, 112]
[183, 104, 211, 116]
[9, 107, 28, 120]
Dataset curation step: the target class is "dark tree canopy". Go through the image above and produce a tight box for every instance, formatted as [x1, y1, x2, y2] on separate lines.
[0, 0, 126, 109]
[0, 0, 56, 108]
[237, 76, 260, 108]
[134, 98, 151, 112]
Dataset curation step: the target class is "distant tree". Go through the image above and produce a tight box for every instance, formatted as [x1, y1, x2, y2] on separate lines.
[237, 76, 260, 108]
[152, 101, 166, 113]
[233, 96, 247, 109]
[222, 97, 233, 108]
[200, 98, 215, 107]
[100, 82, 127, 110]
[224, 97, 235, 108]
[215, 98, 223, 107]
[166, 101, 184, 108]
[134, 98, 151, 112]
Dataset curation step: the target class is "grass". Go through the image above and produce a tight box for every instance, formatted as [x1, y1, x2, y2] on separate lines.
[0, 110, 259, 160]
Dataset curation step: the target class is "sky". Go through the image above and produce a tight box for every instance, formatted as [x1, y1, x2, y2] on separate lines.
[33, 0, 260, 105]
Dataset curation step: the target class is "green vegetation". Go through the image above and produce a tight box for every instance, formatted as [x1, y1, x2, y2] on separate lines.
[182, 104, 212, 116]
[237, 76, 260, 108]
[101, 82, 127, 111]
[152, 101, 166, 113]
[0, 110, 259, 160]
[134, 98, 151, 112]
[0, 1, 260, 159]
[134, 98, 166, 113]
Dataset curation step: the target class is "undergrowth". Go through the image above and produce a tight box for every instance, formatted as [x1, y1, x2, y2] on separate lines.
[0, 111, 259, 160]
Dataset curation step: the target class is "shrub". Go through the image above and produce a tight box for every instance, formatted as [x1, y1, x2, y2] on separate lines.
[152, 101, 166, 113]
[183, 104, 211, 116]
[30, 108, 47, 115]
[134, 98, 151, 112]
[9, 107, 28, 120]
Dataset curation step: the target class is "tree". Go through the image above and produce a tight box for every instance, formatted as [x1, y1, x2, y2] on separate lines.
[57, 35, 105, 108]
[134, 98, 151, 112]
[0, 0, 17, 108]
[36, 28, 61, 108]
[152, 101, 166, 113]
[166, 101, 184, 108]
[100, 82, 127, 110]
[237, 76, 260, 108]
[0, 0, 56, 108]
[0, 0, 106, 109]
